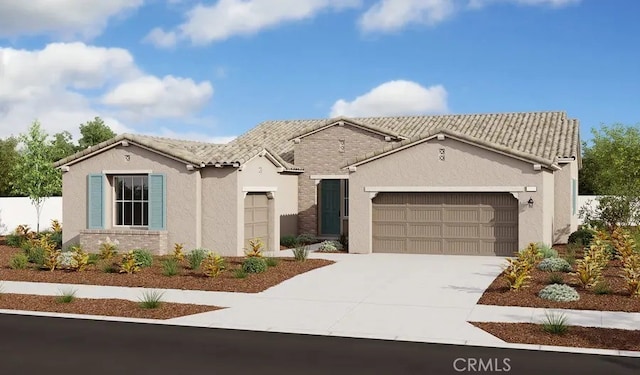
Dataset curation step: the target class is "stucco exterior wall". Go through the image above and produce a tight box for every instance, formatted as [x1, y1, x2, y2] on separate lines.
[348, 137, 550, 254]
[542, 170, 555, 246]
[553, 161, 579, 243]
[294, 124, 390, 236]
[201, 167, 239, 256]
[238, 154, 299, 251]
[61, 144, 199, 254]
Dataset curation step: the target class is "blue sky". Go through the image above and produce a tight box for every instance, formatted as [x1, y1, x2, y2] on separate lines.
[0, 0, 638, 145]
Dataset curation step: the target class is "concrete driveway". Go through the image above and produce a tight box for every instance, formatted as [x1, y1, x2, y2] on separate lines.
[169, 252, 507, 344]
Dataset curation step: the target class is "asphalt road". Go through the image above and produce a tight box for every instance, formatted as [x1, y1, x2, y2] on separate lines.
[0, 313, 638, 375]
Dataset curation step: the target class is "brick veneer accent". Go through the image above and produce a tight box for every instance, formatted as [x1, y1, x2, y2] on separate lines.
[294, 124, 391, 236]
[79, 229, 169, 255]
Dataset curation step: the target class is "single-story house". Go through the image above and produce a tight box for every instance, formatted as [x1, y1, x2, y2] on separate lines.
[54, 111, 581, 256]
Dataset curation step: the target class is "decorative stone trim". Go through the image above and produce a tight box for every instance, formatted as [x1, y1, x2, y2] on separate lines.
[79, 229, 169, 255]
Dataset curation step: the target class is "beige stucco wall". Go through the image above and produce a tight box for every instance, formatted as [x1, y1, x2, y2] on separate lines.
[200, 167, 239, 256]
[238, 154, 299, 252]
[553, 161, 579, 243]
[348, 137, 552, 254]
[61, 144, 199, 254]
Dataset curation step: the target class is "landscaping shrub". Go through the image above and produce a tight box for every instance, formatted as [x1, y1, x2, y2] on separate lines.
[69, 245, 89, 271]
[242, 257, 267, 274]
[202, 253, 226, 277]
[49, 231, 62, 250]
[87, 253, 100, 265]
[173, 243, 185, 261]
[572, 230, 610, 289]
[132, 248, 154, 268]
[292, 244, 309, 262]
[548, 273, 564, 285]
[57, 251, 75, 269]
[280, 235, 298, 248]
[538, 284, 580, 302]
[161, 258, 179, 276]
[186, 248, 208, 270]
[541, 311, 569, 335]
[119, 251, 142, 274]
[9, 253, 28, 269]
[518, 243, 543, 267]
[244, 238, 264, 257]
[98, 237, 119, 259]
[234, 269, 248, 279]
[568, 227, 595, 247]
[56, 288, 77, 304]
[593, 281, 612, 295]
[620, 253, 640, 297]
[502, 258, 532, 290]
[26, 245, 45, 266]
[5, 233, 24, 248]
[318, 240, 338, 252]
[138, 290, 164, 309]
[611, 226, 636, 259]
[265, 256, 279, 267]
[296, 233, 317, 245]
[101, 263, 118, 273]
[536, 243, 558, 259]
[537, 258, 572, 272]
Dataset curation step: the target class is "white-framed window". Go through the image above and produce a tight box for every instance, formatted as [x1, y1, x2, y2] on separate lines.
[114, 175, 149, 227]
[343, 179, 349, 218]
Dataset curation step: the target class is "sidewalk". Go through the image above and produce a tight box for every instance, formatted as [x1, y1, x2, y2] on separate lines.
[1, 279, 639, 358]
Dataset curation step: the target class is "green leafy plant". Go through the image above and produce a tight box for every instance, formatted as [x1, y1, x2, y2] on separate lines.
[101, 263, 118, 273]
[202, 252, 226, 277]
[98, 237, 119, 260]
[280, 235, 298, 248]
[538, 284, 580, 302]
[296, 233, 317, 246]
[318, 240, 343, 252]
[9, 253, 28, 269]
[537, 258, 572, 272]
[119, 250, 141, 274]
[536, 243, 558, 259]
[548, 273, 564, 285]
[138, 290, 164, 309]
[242, 257, 267, 274]
[56, 288, 77, 303]
[292, 244, 309, 262]
[541, 311, 569, 335]
[25, 245, 45, 266]
[87, 253, 100, 265]
[186, 248, 208, 270]
[568, 228, 595, 247]
[233, 268, 248, 279]
[132, 249, 154, 268]
[593, 281, 612, 295]
[265, 256, 279, 267]
[161, 258, 179, 277]
[244, 238, 264, 258]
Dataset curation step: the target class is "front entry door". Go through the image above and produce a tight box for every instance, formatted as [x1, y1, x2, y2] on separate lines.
[320, 179, 341, 236]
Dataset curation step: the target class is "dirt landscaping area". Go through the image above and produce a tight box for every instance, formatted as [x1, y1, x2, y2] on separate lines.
[0, 243, 335, 293]
[472, 322, 640, 352]
[478, 245, 640, 313]
[0, 292, 222, 320]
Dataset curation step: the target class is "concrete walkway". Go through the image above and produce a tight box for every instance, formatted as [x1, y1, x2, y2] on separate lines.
[1, 251, 639, 358]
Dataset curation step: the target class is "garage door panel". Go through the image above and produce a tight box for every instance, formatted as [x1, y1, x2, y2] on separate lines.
[372, 192, 518, 255]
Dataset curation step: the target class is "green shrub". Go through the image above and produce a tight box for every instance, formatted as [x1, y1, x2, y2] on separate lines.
[536, 243, 558, 259]
[280, 235, 298, 248]
[593, 281, 612, 295]
[5, 233, 24, 248]
[265, 256, 279, 267]
[537, 258, 572, 272]
[132, 249, 154, 268]
[538, 284, 580, 302]
[161, 258, 179, 276]
[541, 311, 569, 335]
[548, 273, 564, 285]
[186, 248, 208, 270]
[56, 288, 77, 303]
[87, 253, 101, 265]
[318, 240, 343, 252]
[296, 233, 317, 245]
[292, 244, 309, 262]
[26, 246, 46, 266]
[49, 231, 63, 249]
[234, 269, 248, 279]
[568, 228, 595, 247]
[242, 257, 267, 273]
[138, 290, 164, 309]
[101, 263, 118, 273]
[9, 253, 28, 269]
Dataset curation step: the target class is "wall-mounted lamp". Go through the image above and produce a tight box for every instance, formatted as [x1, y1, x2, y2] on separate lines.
[527, 197, 534, 208]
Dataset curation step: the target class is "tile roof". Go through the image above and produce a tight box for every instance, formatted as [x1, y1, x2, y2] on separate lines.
[54, 111, 579, 171]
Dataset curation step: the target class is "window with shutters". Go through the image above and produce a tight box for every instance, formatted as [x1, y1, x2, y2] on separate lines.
[114, 175, 149, 227]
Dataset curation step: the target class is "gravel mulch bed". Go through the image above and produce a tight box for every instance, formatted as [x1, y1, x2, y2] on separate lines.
[472, 322, 640, 352]
[0, 245, 335, 293]
[0, 293, 222, 320]
[477, 245, 640, 312]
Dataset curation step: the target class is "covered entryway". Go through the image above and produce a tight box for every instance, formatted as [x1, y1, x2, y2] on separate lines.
[372, 192, 518, 256]
[244, 193, 271, 250]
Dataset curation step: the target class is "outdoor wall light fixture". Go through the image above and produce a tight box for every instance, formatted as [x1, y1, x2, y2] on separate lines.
[527, 197, 534, 207]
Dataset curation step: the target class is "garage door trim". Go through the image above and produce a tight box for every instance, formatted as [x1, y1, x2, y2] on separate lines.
[365, 185, 527, 193]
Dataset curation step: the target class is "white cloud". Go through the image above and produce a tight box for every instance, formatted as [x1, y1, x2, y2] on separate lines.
[330, 80, 449, 117]
[360, 0, 581, 32]
[0, 1, 145, 39]
[0, 43, 214, 140]
[102, 75, 214, 119]
[359, 0, 457, 32]
[146, 0, 362, 46]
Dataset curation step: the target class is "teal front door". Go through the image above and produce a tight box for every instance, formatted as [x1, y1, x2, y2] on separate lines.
[320, 179, 341, 235]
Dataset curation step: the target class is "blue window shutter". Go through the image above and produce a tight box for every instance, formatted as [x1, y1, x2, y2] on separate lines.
[148, 173, 166, 230]
[87, 174, 105, 229]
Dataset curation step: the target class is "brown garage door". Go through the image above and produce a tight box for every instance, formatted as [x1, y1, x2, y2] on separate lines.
[372, 192, 518, 256]
[244, 193, 270, 251]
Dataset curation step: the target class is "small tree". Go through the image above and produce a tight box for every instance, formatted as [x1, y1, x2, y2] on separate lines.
[12, 121, 61, 233]
[78, 117, 116, 150]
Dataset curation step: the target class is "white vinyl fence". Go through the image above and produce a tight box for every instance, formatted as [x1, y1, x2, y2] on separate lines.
[0, 197, 62, 235]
